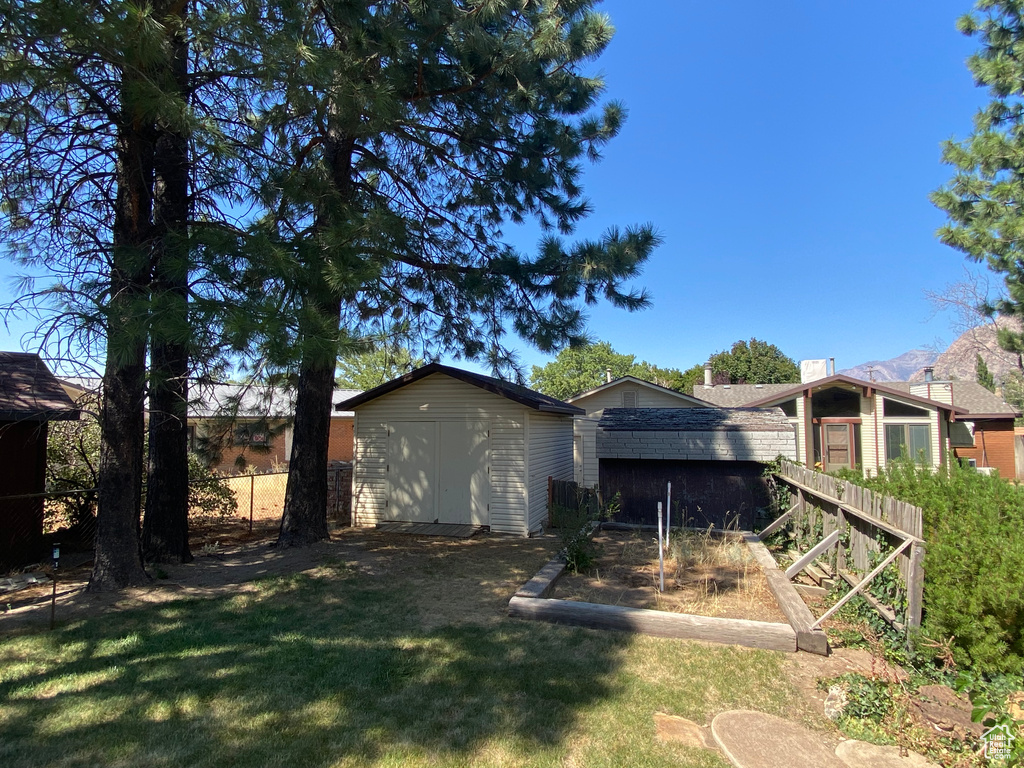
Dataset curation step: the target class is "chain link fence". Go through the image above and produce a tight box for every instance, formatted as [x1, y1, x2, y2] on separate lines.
[1, 464, 353, 575]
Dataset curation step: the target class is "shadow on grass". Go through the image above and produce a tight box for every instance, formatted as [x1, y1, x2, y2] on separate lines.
[0, 564, 630, 768]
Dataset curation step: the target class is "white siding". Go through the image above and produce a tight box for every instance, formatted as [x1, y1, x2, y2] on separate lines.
[571, 382, 700, 487]
[860, 393, 878, 476]
[527, 412, 575, 533]
[350, 373, 531, 534]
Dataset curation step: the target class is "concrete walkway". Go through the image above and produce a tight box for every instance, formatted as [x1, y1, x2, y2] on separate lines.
[710, 710, 939, 768]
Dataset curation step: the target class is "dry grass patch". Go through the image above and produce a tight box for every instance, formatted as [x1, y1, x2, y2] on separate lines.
[554, 528, 786, 623]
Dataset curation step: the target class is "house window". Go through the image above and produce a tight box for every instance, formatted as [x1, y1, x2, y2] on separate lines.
[622, 390, 638, 408]
[885, 424, 931, 464]
[234, 422, 271, 447]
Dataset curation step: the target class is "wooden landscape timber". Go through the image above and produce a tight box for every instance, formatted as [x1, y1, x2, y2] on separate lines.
[507, 595, 797, 652]
[508, 524, 819, 654]
[741, 532, 830, 656]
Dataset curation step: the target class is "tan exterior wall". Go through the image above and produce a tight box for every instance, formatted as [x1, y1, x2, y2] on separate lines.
[349, 373, 536, 535]
[570, 383, 700, 488]
[954, 420, 1016, 478]
[197, 416, 354, 476]
[327, 418, 354, 462]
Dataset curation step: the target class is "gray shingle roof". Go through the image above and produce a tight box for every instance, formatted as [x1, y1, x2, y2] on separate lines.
[691, 383, 795, 407]
[598, 407, 793, 432]
[884, 381, 1018, 418]
[0, 352, 79, 421]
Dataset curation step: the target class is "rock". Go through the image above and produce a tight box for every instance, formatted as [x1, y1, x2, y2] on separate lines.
[711, 710, 847, 768]
[824, 684, 848, 720]
[653, 712, 715, 750]
[835, 740, 940, 767]
[910, 684, 984, 739]
[1008, 692, 1024, 722]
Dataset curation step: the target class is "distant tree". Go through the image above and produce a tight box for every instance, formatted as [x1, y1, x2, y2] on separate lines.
[530, 342, 686, 400]
[530, 342, 635, 400]
[678, 364, 707, 395]
[931, 3, 1024, 368]
[336, 345, 425, 391]
[709, 339, 800, 384]
[977, 353, 997, 392]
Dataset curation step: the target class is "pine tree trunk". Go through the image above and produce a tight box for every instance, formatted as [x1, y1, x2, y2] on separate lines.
[278, 302, 339, 547]
[90, 106, 154, 591]
[277, 96, 355, 547]
[143, 3, 192, 564]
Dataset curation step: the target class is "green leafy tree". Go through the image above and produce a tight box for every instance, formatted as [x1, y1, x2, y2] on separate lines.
[245, 1, 660, 545]
[530, 342, 639, 400]
[336, 346, 425, 392]
[977, 353, 997, 392]
[932, 3, 1024, 365]
[530, 342, 686, 401]
[709, 338, 800, 385]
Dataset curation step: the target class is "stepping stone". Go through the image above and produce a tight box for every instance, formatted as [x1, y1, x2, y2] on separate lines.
[653, 712, 714, 750]
[836, 740, 939, 768]
[711, 710, 846, 768]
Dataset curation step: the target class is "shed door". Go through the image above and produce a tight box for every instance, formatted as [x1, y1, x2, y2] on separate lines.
[438, 421, 490, 525]
[387, 421, 436, 522]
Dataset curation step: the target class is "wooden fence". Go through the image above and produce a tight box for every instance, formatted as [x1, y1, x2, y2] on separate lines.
[771, 460, 925, 630]
[547, 477, 600, 526]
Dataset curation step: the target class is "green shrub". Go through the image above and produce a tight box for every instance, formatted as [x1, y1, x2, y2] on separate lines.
[187, 454, 238, 522]
[850, 461, 1024, 675]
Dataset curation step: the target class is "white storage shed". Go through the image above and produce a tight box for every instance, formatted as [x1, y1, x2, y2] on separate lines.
[336, 364, 583, 536]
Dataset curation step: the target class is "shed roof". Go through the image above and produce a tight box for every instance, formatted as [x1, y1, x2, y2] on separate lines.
[598, 407, 793, 433]
[335, 363, 584, 415]
[0, 352, 80, 422]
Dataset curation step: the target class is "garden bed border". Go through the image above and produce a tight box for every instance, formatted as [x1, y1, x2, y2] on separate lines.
[508, 524, 829, 655]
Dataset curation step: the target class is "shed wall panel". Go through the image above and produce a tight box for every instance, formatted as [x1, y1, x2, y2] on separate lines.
[599, 458, 772, 530]
[527, 413, 574, 533]
[350, 374, 529, 533]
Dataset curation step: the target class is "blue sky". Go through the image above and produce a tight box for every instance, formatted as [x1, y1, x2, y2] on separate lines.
[495, 0, 989, 376]
[0, 0, 994, 379]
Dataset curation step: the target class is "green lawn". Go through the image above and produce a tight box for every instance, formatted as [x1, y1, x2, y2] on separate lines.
[0, 535, 799, 768]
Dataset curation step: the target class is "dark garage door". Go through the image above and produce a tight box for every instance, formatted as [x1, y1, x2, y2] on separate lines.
[599, 459, 772, 530]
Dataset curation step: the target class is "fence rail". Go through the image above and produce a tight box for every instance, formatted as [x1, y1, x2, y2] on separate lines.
[773, 460, 925, 630]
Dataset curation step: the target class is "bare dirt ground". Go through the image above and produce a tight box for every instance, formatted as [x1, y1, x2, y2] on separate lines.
[553, 528, 788, 623]
[0, 526, 560, 634]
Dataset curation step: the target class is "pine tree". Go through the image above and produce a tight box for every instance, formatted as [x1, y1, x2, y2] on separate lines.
[932, 3, 1024, 365]
[246, 1, 660, 545]
[977, 353, 997, 392]
[0, 1, 269, 583]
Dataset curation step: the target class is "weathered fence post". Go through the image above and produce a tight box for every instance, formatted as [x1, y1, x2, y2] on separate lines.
[906, 542, 925, 631]
[249, 474, 255, 533]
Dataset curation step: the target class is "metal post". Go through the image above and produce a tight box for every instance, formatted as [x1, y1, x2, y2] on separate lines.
[657, 501, 664, 593]
[665, 482, 672, 550]
[249, 474, 255, 533]
[49, 542, 60, 631]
